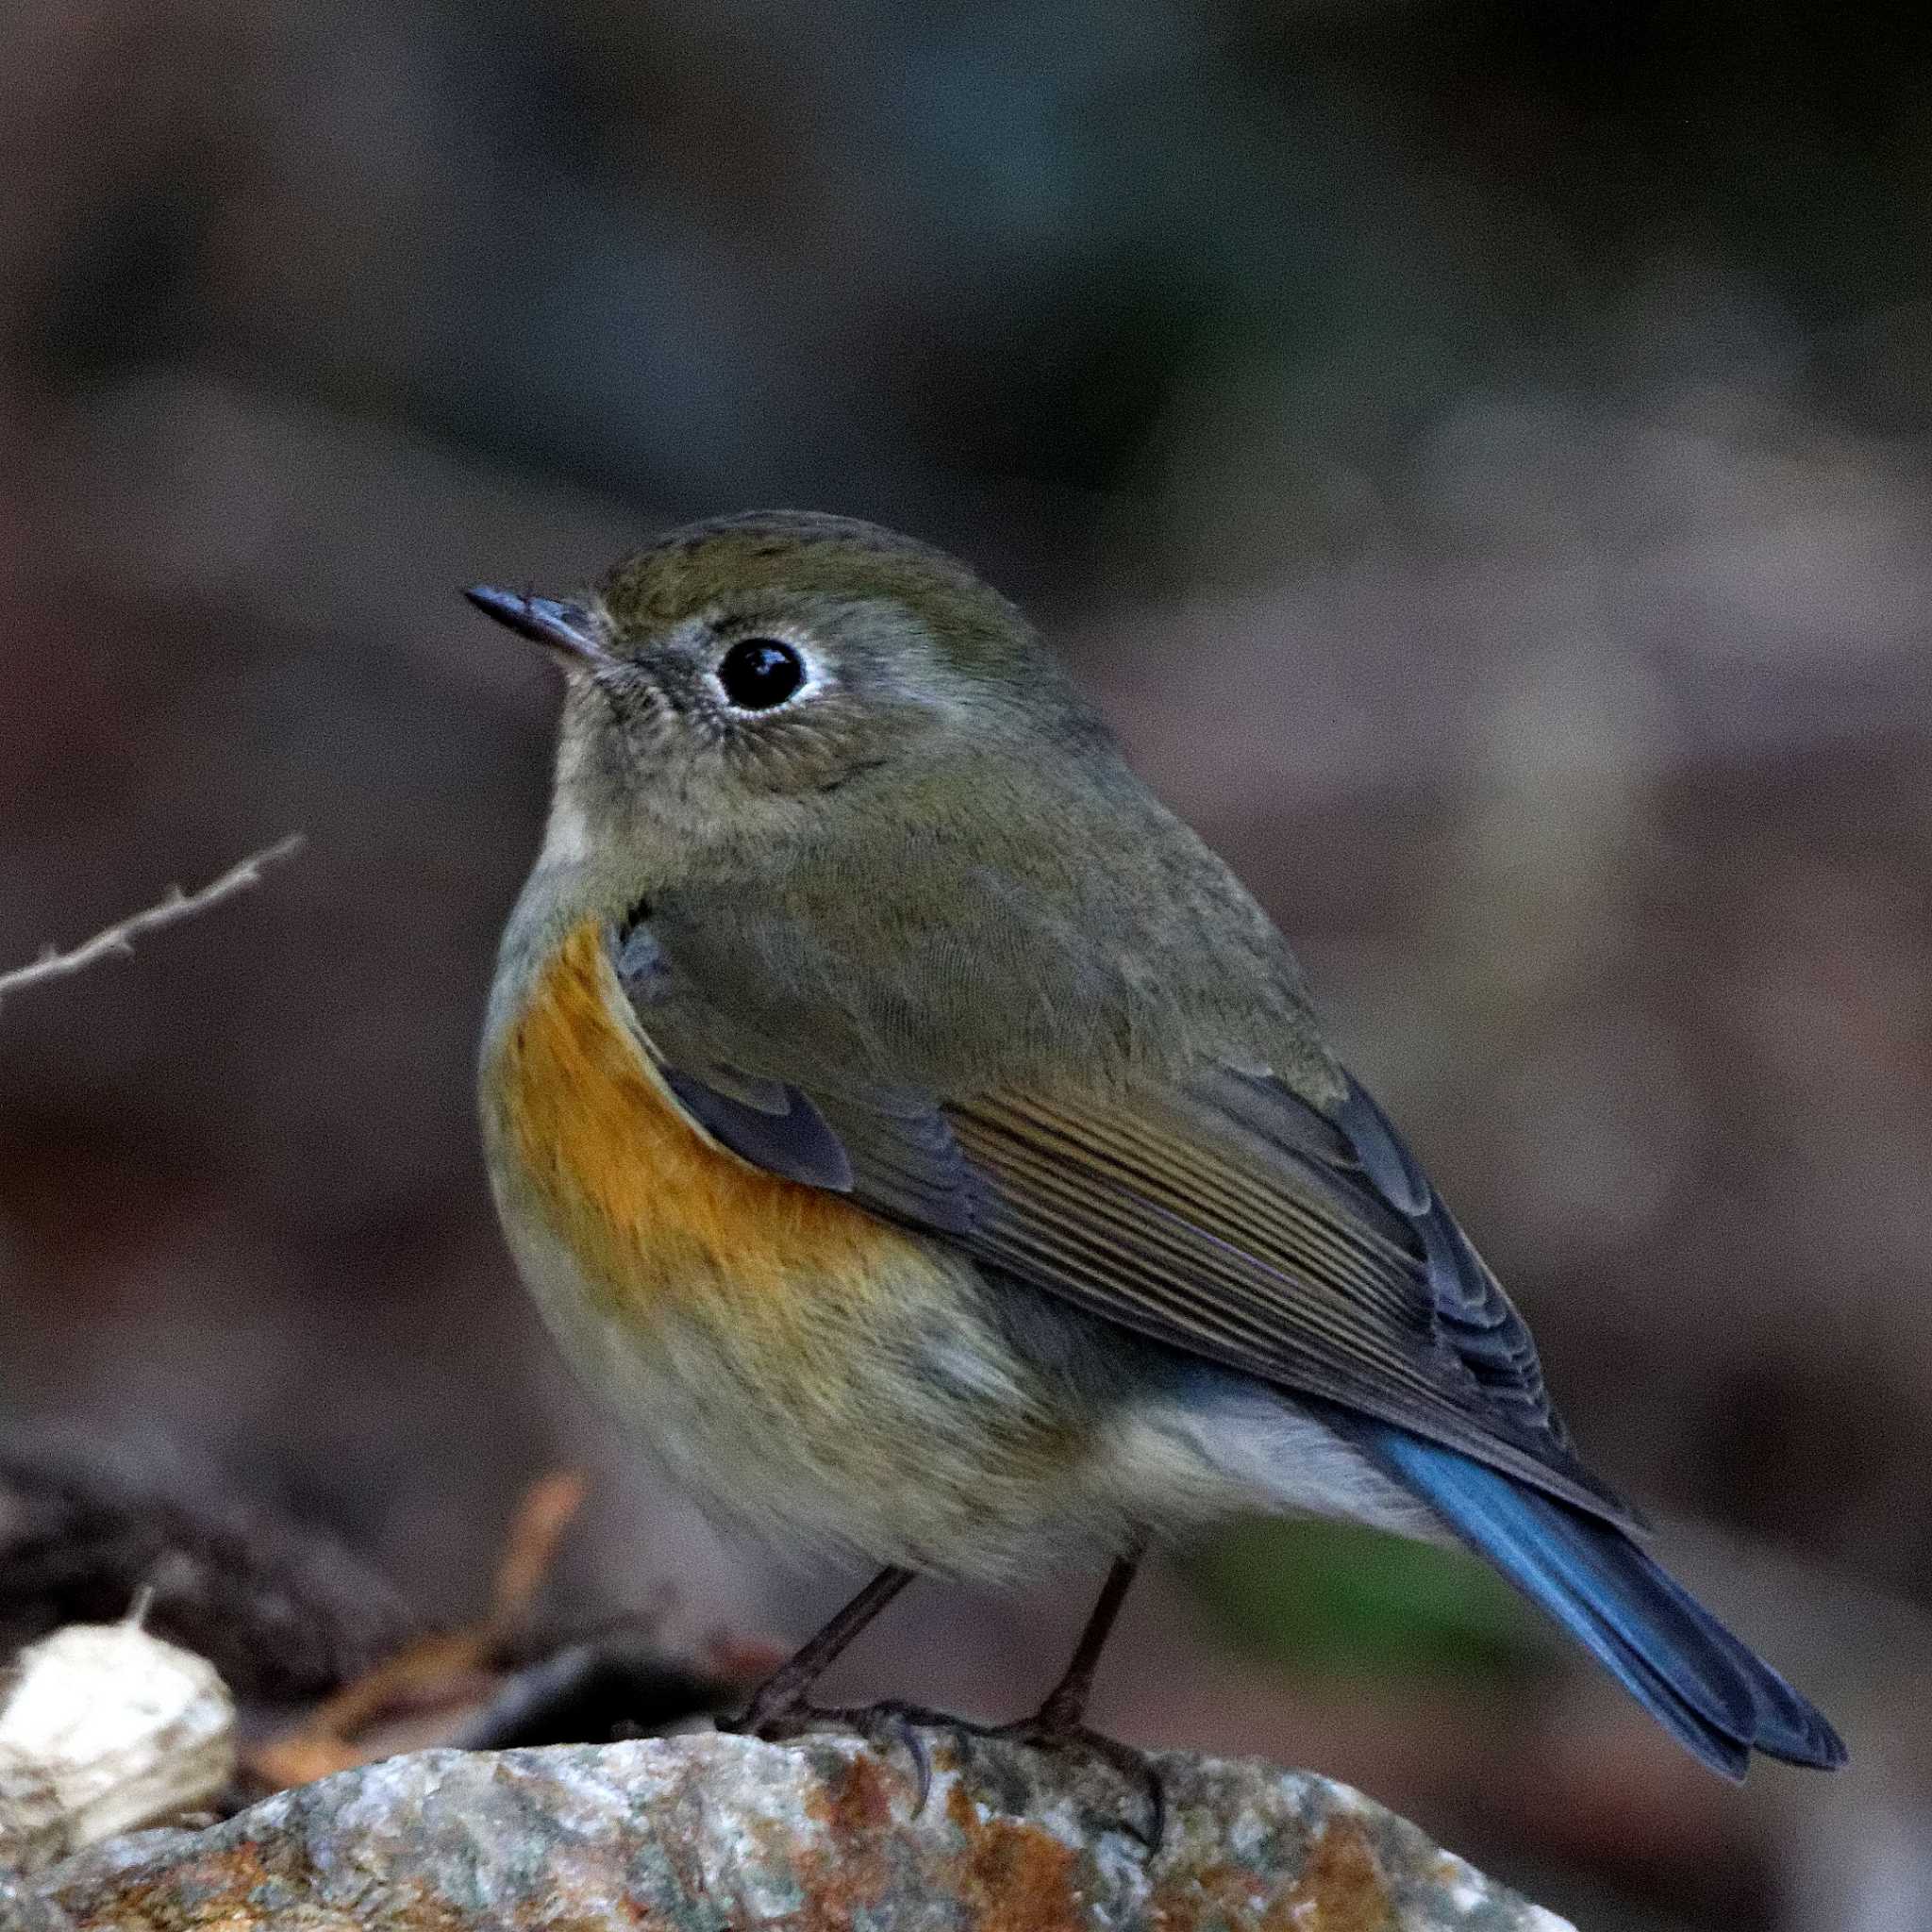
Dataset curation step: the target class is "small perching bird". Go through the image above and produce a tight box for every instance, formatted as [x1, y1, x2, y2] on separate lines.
[467, 511, 1844, 1789]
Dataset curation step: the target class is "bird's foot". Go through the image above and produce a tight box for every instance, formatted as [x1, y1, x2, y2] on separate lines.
[977, 1707, 1166, 1851]
[732, 1689, 1162, 1850]
[730, 1694, 957, 1813]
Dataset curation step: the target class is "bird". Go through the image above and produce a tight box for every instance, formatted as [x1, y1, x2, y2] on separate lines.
[466, 508, 1845, 1793]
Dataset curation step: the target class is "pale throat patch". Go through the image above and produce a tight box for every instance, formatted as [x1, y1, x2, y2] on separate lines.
[540, 788, 594, 865]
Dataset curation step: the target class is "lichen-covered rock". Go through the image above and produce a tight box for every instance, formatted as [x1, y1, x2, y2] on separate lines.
[25, 1729, 1573, 1931]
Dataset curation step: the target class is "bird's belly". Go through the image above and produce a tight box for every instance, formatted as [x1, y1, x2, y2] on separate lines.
[497, 1201, 1120, 1577]
[482, 920, 1127, 1577]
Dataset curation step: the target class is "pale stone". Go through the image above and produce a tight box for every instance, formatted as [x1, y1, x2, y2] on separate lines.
[0, 1623, 235, 1875]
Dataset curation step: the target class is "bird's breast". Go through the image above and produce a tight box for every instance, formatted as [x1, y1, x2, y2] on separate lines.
[485, 918, 928, 1332]
[480, 914, 1209, 1577]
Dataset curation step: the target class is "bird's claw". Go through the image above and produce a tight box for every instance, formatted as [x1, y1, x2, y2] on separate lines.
[733, 1693, 1162, 1852]
[732, 1696, 953, 1815]
[982, 1716, 1166, 1851]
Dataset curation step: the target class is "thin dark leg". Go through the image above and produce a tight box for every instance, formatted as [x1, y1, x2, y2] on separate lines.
[734, 1548, 1164, 1849]
[1035, 1545, 1143, 1730]
[987, 1541, 1163, 1848]
[739, 1565, 915, 1731]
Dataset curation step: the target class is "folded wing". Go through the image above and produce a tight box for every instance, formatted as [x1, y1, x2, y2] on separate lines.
[614, 915, 1631, 1524]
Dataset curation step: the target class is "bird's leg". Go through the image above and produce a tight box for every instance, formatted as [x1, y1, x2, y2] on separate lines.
[736, 1564, 916, 1733]
[1030, 1544, 1142, 1730]
[987, 1541, 1165, 1848]
[739, 1550, 1164, 1848]
[781, 1549, 1158, 1823]
[735, 1566, 951, 1806]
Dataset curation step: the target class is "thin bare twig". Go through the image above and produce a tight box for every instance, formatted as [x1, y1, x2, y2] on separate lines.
[0, 835, 304, 1011]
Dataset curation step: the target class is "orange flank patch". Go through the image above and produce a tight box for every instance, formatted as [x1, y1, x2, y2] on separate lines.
[492, 920, 917, 1324]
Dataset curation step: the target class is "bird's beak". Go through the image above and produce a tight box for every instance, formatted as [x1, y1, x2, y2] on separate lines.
[462, 585, 606, 664]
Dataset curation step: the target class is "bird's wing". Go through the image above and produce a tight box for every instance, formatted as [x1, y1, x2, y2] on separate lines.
[611, 923, 1637, 1528]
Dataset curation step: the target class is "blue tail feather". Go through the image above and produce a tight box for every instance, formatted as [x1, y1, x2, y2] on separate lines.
[1358, 1425, 1846, 1775]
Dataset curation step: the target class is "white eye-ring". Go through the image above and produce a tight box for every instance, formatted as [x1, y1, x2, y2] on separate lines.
[711, 634, 817, 712]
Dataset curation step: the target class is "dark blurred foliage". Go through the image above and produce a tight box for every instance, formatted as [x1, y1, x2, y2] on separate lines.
[2, 4, 1930, 1926]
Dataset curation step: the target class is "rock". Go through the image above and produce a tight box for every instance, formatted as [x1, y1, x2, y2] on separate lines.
[24, 1728, 1573, 1931]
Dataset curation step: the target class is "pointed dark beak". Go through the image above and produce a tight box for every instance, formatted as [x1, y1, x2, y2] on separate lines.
[462, 584, 605, 663]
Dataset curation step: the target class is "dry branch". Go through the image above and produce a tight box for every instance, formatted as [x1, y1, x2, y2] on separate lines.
[247, 1472, 591, 1790]
[0, 836, 303, 1011]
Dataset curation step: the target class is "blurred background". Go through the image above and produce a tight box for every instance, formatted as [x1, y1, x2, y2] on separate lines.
[2, 3, 1928, 1925]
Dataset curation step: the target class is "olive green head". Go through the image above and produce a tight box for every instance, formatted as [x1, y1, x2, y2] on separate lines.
[469, 509, 1330, 1098]
[465, 512, 1108, 863]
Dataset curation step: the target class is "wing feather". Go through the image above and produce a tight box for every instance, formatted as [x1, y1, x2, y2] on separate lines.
[609, 920, 1633, 1526]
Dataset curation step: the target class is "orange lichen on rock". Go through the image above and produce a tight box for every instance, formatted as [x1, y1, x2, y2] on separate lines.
[1280, 1816, 1395, 1932]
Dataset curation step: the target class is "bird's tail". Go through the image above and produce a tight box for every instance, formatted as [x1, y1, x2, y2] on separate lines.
[1357, 1424, 1847, 1776]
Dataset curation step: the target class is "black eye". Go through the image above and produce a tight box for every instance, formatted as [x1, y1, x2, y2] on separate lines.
[717, 638, 806, 709]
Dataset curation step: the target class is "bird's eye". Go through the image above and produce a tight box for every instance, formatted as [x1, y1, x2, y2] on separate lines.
[716, 638, 806, 710]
